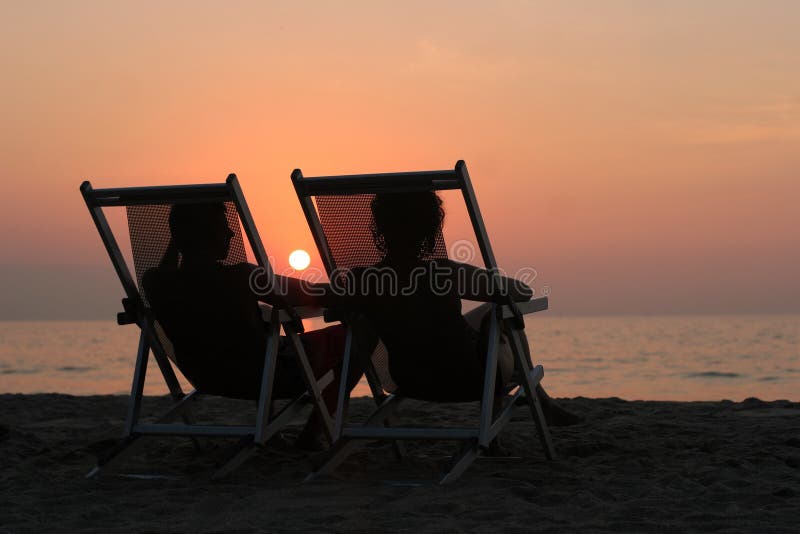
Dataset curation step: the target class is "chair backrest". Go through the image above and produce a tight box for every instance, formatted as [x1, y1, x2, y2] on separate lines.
[81, 175, 273, 367]
[293, 161, 501, 394]
[293, 163, 496, 273]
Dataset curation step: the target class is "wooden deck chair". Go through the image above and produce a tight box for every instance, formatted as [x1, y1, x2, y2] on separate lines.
[80, 174, 334, 479]
[292, 160, 556, 484]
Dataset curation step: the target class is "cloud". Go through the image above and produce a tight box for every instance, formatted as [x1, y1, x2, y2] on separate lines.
[657, 95, 800, 145]
[406, 39, 521, 82]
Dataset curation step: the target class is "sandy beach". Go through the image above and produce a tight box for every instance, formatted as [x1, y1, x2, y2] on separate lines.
[1, 394, 798, 533]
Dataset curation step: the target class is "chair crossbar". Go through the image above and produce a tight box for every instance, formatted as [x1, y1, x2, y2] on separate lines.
[82, 182, 233, 207]
[488, 389, 525, 442]
[266, 393, 314, 434]
[132, 424, 256, 437]
[343, 427, 479, 441]
[439, 442, 480, 484]
[153, 389, 199, 422]
[294, 169, 460, 197]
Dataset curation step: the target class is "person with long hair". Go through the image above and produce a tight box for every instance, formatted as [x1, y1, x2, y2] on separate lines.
[348, 191, 578, 425]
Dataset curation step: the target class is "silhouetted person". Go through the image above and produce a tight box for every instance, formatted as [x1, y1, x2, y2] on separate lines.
[143, 202, 375, 449]
[348, 191, 578, 425]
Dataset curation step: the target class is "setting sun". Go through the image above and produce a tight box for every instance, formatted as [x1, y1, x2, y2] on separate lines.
[288, 249, 311, 270]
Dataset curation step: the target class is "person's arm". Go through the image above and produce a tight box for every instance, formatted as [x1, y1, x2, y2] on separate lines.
[245, 263, 333, 308]
[272, 274, 333, 308]
[438, 259, 533, 302]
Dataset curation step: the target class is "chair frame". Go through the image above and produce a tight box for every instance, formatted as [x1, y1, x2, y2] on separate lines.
[80, 174, 333, 479]
[292, 160, 556, 484]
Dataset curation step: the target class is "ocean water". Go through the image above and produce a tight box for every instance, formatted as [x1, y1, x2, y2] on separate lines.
[0, 315, 797, 401]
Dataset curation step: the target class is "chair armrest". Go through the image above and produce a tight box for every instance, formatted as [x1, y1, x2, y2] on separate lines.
[291, 305, 326, 320]
[502, 296, 548, 319]
[117, 297, 141, 325]
[117, 312, 137, 325]
[314, 298, 548, 324]
[322, 307, 348, 323]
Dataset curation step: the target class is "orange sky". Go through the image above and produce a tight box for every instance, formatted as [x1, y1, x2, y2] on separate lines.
[1, 1, 798, 318]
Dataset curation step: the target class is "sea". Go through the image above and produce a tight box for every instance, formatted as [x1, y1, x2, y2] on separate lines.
[1, 315, 798, 402]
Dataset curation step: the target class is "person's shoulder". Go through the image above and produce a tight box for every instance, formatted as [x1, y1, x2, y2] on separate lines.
[436, 258, 465, 267]
[209, 261, 258, 281]
[219, 262, 260, 292]
[424, 258, 466, 275]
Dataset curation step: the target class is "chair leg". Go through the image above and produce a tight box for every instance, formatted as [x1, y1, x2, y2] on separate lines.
[305, 437, 358, 482]
[478, 307, 501, 448]
[255, 319, 281, 445]
[286, 327, 335, 442]
[508, 328, 556, 460]
[525, 378, 556, 460]
[332, 325, 354, 441]
[88, 389, 203, 478]
[124, 333, 150, 436]
[89, 332, 151, 478]
[86, 435, 142, 478]
[212, 438, 257, 480]
[440, 439, 480, 485]
[307, 395, 403, 481]
[144, 325, 206, 451]
[388, 419, 407, 460]
[160, 389, 202, 450]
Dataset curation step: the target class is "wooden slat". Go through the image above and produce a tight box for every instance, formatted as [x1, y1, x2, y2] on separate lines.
[133, 424, 255, 437]
[343, 427, 479, 440]
[296, 170, 460, 196]
[85, 183, 231, 206]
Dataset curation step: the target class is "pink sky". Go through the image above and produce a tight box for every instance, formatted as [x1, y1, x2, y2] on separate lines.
[1, 1, 798, 318]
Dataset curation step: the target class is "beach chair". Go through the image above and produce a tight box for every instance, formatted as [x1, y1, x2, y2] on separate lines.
[292, 160, 555, 484]
[80, 174, 333, 479]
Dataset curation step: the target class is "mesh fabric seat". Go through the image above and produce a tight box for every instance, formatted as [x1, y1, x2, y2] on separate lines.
[293, 160, 556, 484]
[316, 193, 447, 269]
[127, 202, 247, 304]
[80, 175, 333, 479]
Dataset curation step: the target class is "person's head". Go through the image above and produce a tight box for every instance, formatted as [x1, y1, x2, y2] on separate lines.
[169, 202, 234, 263]
[371, 191, 444, 260]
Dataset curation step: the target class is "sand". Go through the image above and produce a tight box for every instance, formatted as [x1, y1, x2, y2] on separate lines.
[1, 394, 798, 533]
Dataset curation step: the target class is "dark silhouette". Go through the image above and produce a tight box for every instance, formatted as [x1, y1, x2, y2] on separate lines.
[144, 202, 374, 449]
[350, 191, 578, 424]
